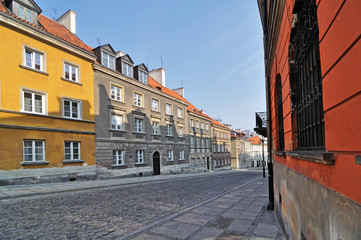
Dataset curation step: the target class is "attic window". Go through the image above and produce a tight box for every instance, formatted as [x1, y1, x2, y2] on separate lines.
[156, 86, 162, 90]
[19, 5, 32, 23]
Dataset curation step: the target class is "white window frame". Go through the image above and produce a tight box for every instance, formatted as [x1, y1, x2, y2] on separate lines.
[196, 121, 199, 128]
[22, 90, 46, 115]
[62, 98, 82, 120]
[151, 99, 159, 111]
[110, 85, 123, 102]
[196, 137, 200, 147]
[136, 150, 144, 164]
[190, 136, 194, 147]
[205, 124, 209, 130]
[102, 51, 115, 69]
[168, 150, 174, 161]
[63, 61, 79, 82]
[167, 123, 173, 136]
[111, 114, 123, 130]
[201, 122, 204, 129]
[138, 70, 148, 84]
[23, 46, 45, 71]
[178, 126, 183, 137]
[133, 92, 143, 107]
[201, 138, 205, 148]
[122, 62, 133, 77]
[134, 118, 143, 133]
[166, 103, 172, 115]
[64, 141, 80, 161]
[179, 150, 185, 160]
[152, 121, 160, 135]
[113, 150, 124, 165]
[190, 119, 194, 127]
[177, 108, 183, 118]
[23, 140, 45, 162]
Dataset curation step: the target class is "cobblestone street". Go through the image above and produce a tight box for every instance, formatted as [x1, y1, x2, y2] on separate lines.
[0, 170, 283, 239]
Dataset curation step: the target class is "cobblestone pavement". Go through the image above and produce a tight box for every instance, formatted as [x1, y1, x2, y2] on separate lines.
[0, 170, 281, 239]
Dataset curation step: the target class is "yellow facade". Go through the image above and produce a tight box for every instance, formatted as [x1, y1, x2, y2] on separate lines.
[0, 15, 96, 170]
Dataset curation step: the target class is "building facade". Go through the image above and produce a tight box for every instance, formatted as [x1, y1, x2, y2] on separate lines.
[211, 120, 231, 169]
[93, 45, 189, 176]
[0, 0, 96, 170]
[258, 0, 361, 239]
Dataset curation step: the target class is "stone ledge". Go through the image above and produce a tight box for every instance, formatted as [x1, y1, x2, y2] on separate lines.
[275, 151, 286, 157]
[286, 151, 335, 165]
[21, 161, 49, 166]
[63, 160, 84, 164]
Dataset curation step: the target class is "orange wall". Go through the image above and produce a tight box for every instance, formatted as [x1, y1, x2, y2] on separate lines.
[270, 0, 361, 204]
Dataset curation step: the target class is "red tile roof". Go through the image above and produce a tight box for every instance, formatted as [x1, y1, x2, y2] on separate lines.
[248, 135, 262, 144]
[211, 118, 228, 129]
[0, 2, 93, 53]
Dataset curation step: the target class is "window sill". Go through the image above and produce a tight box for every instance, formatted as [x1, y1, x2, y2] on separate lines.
[19, 65, 49, 76]
[132, 105, 145, 110]
[166, 135, 174, 138]
[112, 164, 127, 168]
[61, 77, 82, 86]
[150, 110, 160, 114]
[286, 151, 335, 165]
[135, 163, 146, 166]
[109, 98, 125, 104]
[133, 132, 146, 135]
[63, 160, 84, 164]
[275, 151, 287, 157]
[21, 161, 49, 166]
[109, 129, 126, 133]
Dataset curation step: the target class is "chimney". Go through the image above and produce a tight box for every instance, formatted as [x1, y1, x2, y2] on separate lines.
[149, 68, 165, 87]
[116, 51, 125, 58]
[173, 87, 184, 97]
[57, 10, 76, 34]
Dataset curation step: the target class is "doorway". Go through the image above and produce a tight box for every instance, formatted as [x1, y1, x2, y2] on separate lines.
[153, 151, 160, 175]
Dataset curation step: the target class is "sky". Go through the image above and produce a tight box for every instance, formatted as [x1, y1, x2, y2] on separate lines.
[37, 0, 266, 131]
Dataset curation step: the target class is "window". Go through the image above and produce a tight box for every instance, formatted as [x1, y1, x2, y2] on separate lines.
[201, 122, 204, 129]
[102, 52, 115, 69]
[201, 138, 205, 148]
[190, 136, 194, 147]
[276, 76, 285, 150]
[134, 118, 143, 133]
[196, 137, 200, 148]
[63, 99, 80, 119]
[206, 138, 209, 149]
[133, 92, 143, 107]
[289, 0, 324, 149]
[23, 140, 44, 162]
[23, 91, 45, 114]
[136, 150, 144, 164]
[111, 114, 123, 130]
[213, 144, 216, 152]
[65, 142, 80, 161]
[213, 130, 216, 137]
[122, 62, 133, 77]
[25, 48, 43, 71]
[217, 131, 220, 137]
[214, 160, 217, 167]
[113, 150, 124, 165]
[152, 122, 160, 135]
[139, 70, 148, 84]
[179, 150, 185, 160]
[205, 124, 209, 130]
[196, 121, 199, 128]
[111, 85, 122, 101]
[167, 124, 173, 136]
[152, 99, 159, 111]
[178, 126, 183, 137]
[166, 104, 172, 115]
[168, 150, 174, 161]
[217, 144, 220, 152]
[64, 63, 78, 82]
[190, 119, 194, 127]
[177, 108, 183, 118]
[19, 5, 32, 22]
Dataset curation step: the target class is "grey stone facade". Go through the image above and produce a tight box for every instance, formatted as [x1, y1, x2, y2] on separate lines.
[93, 44, 190, 176]
[211, 122, 231, 170]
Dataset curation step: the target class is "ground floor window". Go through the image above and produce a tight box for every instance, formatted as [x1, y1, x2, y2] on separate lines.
[23, 140, 45, 162]
[179, 150, 184, 160]
[65, 141, 80, 161]
[113, 150, 124, 165]
[136, 150, 144, 164]
[168, 150, 174, 161]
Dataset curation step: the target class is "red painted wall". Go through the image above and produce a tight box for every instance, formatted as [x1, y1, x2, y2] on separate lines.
[270, 0, 361, 204]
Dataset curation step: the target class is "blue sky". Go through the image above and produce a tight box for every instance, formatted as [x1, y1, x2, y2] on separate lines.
[37, 0, 265, 131]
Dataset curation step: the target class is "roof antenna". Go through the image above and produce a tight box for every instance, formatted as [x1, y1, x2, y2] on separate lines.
[97, 38, 101, 46]
[160, 53, 163, 68]
[52, 9, 57, 20]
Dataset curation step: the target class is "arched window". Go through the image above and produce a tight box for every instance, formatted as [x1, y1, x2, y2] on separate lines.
[276, 75, 284, 150]
[289, 0, 325, 149]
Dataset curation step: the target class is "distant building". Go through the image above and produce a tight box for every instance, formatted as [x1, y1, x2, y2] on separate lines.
[211, 119, 231, 169]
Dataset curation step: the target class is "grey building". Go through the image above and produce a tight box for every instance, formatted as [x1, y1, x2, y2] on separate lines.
[93, 44, 190, 176]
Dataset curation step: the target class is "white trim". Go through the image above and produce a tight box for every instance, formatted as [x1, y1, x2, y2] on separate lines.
[151, 98, 159, 112]
[62, 97, 82, 120]
[113, 150, 124, 165]
[64, 141, 81, 161]
[166, 103, 172, 115]
[22, 44, 46, 72]
[23, 139, 45, 162]
[133, 91, 144, 107]
[63, 60, 80, 83]
[21, 88, 47, 115]
[110, 84, 124, 102]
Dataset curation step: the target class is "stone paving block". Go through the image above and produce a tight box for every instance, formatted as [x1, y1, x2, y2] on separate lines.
[238, 211, 259, 221]
[221, 209, 242, 219]
[204, 201, 230, 209]
[249, 235, 274, 240]
[131, 233, 168, 240]
[150, 221, 201, 240]
[227, 219, 252, 233]
[247, 205, 264, 213]
[175, 213, 215, 226]
[217, 230, 244, 240]
[231, 204, 249, 211]
[192, 206, 224, 215]
[189, 227, 224, 240]
[207, 216, 234, 229]
[253, 223, 278, 239]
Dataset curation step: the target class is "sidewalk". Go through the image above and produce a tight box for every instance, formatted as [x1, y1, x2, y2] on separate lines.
[123, 177, 285, 240]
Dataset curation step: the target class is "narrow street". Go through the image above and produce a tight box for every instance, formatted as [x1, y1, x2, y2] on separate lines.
[0, 170, 283, 239]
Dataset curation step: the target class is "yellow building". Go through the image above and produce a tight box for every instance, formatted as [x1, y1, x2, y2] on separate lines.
[0, 0, 96, 170]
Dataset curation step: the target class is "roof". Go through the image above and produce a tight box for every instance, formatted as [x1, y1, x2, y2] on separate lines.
[0, 1, 93, 53]
[211, 118, 229, 129]
[248, 135, 262, 145]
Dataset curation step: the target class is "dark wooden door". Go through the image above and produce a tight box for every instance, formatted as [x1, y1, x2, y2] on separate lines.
[153, 152, 160, 175]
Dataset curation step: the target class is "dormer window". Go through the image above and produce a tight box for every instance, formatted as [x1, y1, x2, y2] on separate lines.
[19, 5, 32, 22]
[122, 62, 133, 78]
[138, 71, 148, 84]
[102, 52, 115, 69]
